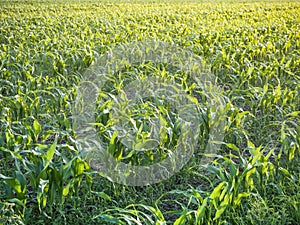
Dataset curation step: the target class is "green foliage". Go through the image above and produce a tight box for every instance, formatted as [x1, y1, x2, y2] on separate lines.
[0, 0, 299, 224]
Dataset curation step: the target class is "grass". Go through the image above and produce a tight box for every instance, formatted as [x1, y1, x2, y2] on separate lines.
[0, 0, 299, 224]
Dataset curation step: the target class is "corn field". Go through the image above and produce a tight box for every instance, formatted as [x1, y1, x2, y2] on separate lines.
[0, 1, 299, 224]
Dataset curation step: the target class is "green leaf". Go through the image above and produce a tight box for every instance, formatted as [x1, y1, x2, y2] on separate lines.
[0, 174, 25, 199]
[214, 194, 229, 220]
[63, 183, 70, 196]
[45, 139, 57, 166]
[91, 191, 112, 201]
[15, 170, 26, 192]
[196, 197, 208, 222]
[210, 181, 227, 199]
[174, 209, 188, 225]
[214, 204, 227, 220]
[108, 130, 118, 154]
[37, 179, 49, 211]
[75, 159, 86, 176]
[93, 214, 123, 224]
[234, 192, 250, 206]
[8, 198, 25, 207]
[135, 204, 165, 221]
[33, 119, 42, 135]
[225, 143, 240, 152]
